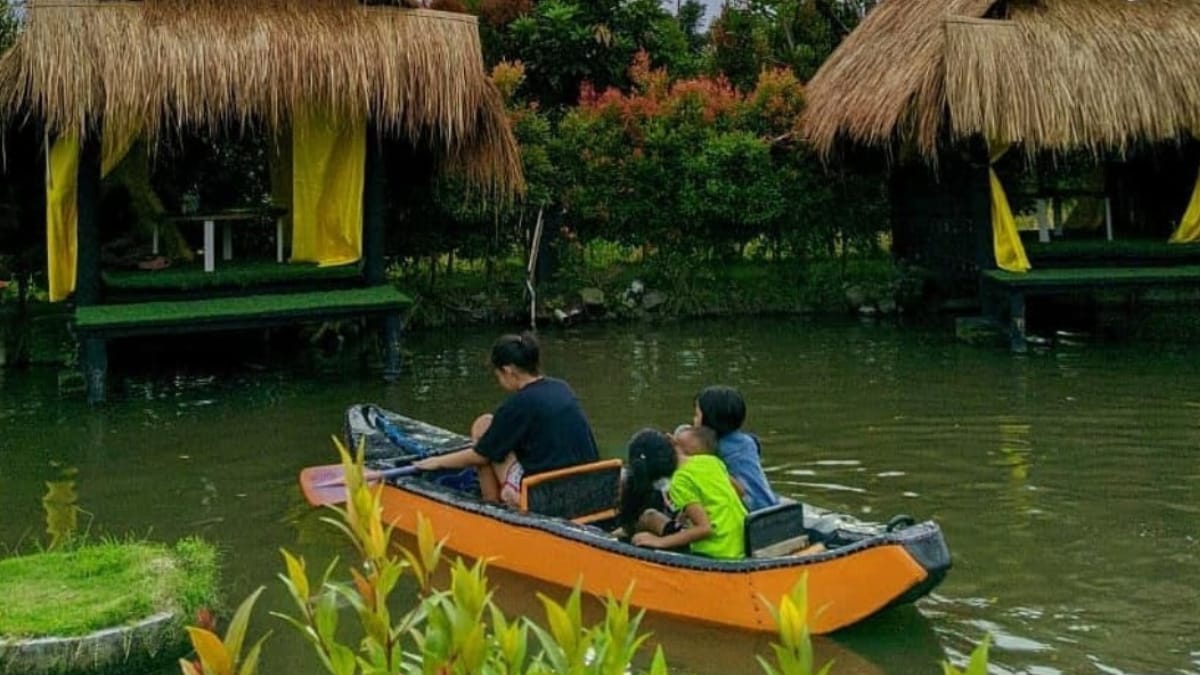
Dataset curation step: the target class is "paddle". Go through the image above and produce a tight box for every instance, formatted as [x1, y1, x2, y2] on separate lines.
[300, 464, 421, 507]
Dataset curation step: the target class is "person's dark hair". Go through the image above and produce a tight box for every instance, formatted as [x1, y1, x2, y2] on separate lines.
[694, 385, 746, 437]
[490, 332, 540, 374]
[617, 428, 677, 531]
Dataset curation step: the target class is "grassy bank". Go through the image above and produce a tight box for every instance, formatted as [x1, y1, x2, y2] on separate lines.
[394, 254, 920, 329]
[0, 538, 217, 638]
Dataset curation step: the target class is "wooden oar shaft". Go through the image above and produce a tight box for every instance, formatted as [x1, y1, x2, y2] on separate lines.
[314, 464, 419, 489]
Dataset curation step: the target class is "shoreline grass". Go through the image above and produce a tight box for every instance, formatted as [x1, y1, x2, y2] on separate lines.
[0, 537, 218, 639]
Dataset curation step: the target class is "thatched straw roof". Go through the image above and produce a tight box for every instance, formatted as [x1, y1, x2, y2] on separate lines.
[0, 0, 523, 196]
[803, 0, 1200, 161]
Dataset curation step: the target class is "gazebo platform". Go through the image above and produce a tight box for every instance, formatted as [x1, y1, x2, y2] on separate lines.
[102, 261, 364, 301]
[74, 285, 411, 403]
[982, 265, 1200, 351]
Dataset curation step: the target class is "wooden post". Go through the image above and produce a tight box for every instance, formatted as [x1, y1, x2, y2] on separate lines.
[76, 134, 102, 307]
[76, 133, 107, 403]
[1008, 291, 1028, 353]
[383, 314, 402, 381]
[363, 123, 386, 286]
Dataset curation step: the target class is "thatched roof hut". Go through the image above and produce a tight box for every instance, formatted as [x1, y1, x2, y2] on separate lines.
[803, 0, 1200, 160]
[0, 0, 523, 196]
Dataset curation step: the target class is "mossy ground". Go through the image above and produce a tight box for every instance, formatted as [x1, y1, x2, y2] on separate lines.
[0, 537, 218, 639]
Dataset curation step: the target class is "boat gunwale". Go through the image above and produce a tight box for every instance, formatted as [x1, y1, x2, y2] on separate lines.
[385, 475, 945, 574]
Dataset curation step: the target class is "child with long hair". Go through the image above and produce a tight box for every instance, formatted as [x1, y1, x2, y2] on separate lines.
[614, 428, 678, 538]
[694, 385, 778, 512]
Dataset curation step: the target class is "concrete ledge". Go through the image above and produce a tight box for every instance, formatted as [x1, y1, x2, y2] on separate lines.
[0, 612, 182, 675]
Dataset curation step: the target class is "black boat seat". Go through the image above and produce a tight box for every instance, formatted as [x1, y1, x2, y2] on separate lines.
[519, 459, 623, 525]
[744, 501, 808, 558]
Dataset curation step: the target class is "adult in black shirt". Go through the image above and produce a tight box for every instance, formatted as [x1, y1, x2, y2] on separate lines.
[413, 332, 599, 505]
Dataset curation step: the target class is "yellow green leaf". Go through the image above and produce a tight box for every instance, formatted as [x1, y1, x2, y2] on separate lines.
[186, 626, 233, 675]
[280, 549, 309, 602]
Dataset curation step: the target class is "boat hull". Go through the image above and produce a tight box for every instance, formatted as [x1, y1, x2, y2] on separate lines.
[305, 404, 951, 634]
[375, 478, 948, 635]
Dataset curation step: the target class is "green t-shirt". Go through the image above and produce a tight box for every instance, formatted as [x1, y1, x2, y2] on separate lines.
[668, 454, 748, 559]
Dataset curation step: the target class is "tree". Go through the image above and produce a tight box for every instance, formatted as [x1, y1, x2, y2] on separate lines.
[0, 0, 17, 52]
[505, 0, 695, 107]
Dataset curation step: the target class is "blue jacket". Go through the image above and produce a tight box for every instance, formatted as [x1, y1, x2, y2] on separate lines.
[717, 431, 778, 512]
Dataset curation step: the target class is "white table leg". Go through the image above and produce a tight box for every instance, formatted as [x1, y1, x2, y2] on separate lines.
[1035, 198, 1051, 243]
[222, 222, 233, 261]
[152, 223, 160, 255]
[204, 220, 215, 272]
[276, 218, 284, 263]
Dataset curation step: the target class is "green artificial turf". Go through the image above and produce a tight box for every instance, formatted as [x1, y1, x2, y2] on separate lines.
[984, 265, 1200, 287]
[76, 286, 411, 330]
[1025, 239, 1200, 261]
[0, 538, 218, 639]
[103, 260, 362, 292]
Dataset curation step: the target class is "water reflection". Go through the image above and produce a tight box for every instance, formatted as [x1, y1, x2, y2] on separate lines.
[1, 318, 1198, 674]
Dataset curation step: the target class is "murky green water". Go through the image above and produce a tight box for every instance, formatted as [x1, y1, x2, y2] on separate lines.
[1, 318, 1198, 674]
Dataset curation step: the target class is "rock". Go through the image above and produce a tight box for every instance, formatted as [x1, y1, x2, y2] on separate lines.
[630, 279, 645, 295]
[858, 304, 878, 317]
[579, 287, 605, 308]
[844, 284, 867, 308]
[877, 298, 898, 315]
[955, 316, 1006, 347]
[642, 290, 667, 311]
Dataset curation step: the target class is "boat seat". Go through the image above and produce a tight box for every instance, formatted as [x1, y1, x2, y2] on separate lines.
[744, 501, 808, 558]
[518, 459, 623, 525]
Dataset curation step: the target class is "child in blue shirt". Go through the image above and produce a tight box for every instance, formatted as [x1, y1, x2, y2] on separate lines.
[694, 385, 779, 512]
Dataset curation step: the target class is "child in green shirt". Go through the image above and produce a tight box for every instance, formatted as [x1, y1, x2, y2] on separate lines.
[631, 425, 748, 559]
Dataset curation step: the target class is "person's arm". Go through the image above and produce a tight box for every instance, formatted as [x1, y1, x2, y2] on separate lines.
[412, 447, 487, 471]
[631, 503, 712, 550]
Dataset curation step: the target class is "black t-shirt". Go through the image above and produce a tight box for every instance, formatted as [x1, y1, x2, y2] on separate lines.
[474, 377, 599, 475]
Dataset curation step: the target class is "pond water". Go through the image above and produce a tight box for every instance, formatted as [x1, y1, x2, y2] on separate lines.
[1, 317, 1197, 674]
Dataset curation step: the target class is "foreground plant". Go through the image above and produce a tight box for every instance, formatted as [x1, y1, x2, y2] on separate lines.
[758, 574, 832, 675]
[180, 437, 992, 674]
[180, 438, 667, 675]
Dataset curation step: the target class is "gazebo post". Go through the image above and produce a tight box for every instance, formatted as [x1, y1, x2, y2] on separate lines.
[364, 123, 386, 287]
[76, 132, 108, 403]
[362, 122, 401, 379]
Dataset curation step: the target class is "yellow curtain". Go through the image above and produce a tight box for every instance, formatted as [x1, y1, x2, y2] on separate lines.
[46, 137, 81, 302]
[44, 127, 138, 302]
[291, 110, 365, 267]
[1168, 166, 1200, 244]
[989, 143, 1031, 273]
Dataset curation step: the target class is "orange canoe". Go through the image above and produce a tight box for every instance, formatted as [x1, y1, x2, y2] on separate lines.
[300, 405, 951, 635]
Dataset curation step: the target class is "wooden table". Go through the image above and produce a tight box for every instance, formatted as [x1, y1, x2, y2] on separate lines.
[157, 208, 288, 272]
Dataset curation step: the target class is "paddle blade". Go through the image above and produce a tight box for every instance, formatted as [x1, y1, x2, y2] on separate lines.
[300, 464, 354, 507]
[299, 464, 420, 507]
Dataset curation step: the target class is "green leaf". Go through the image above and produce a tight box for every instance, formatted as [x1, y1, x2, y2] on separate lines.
[327, 643, 357, 675]
[223, 586, 265, 663]
[648, 645, 670, 675]
[237, 632, 272, 675]
[537, 593, 576, 658]
[313, 591, 339, 644]
[963, 635, 991, 675]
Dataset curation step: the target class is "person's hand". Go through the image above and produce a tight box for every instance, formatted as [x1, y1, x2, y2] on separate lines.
[412, 457, 440, 472]
[631, 532, 660, 548]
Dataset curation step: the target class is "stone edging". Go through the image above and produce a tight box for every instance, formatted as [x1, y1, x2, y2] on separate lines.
[0, 611, 183, 675]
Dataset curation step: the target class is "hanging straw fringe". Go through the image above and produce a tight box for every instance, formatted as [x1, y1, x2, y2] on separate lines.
[1, 0, 523, 199]
[803, 0, 1200, 161]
